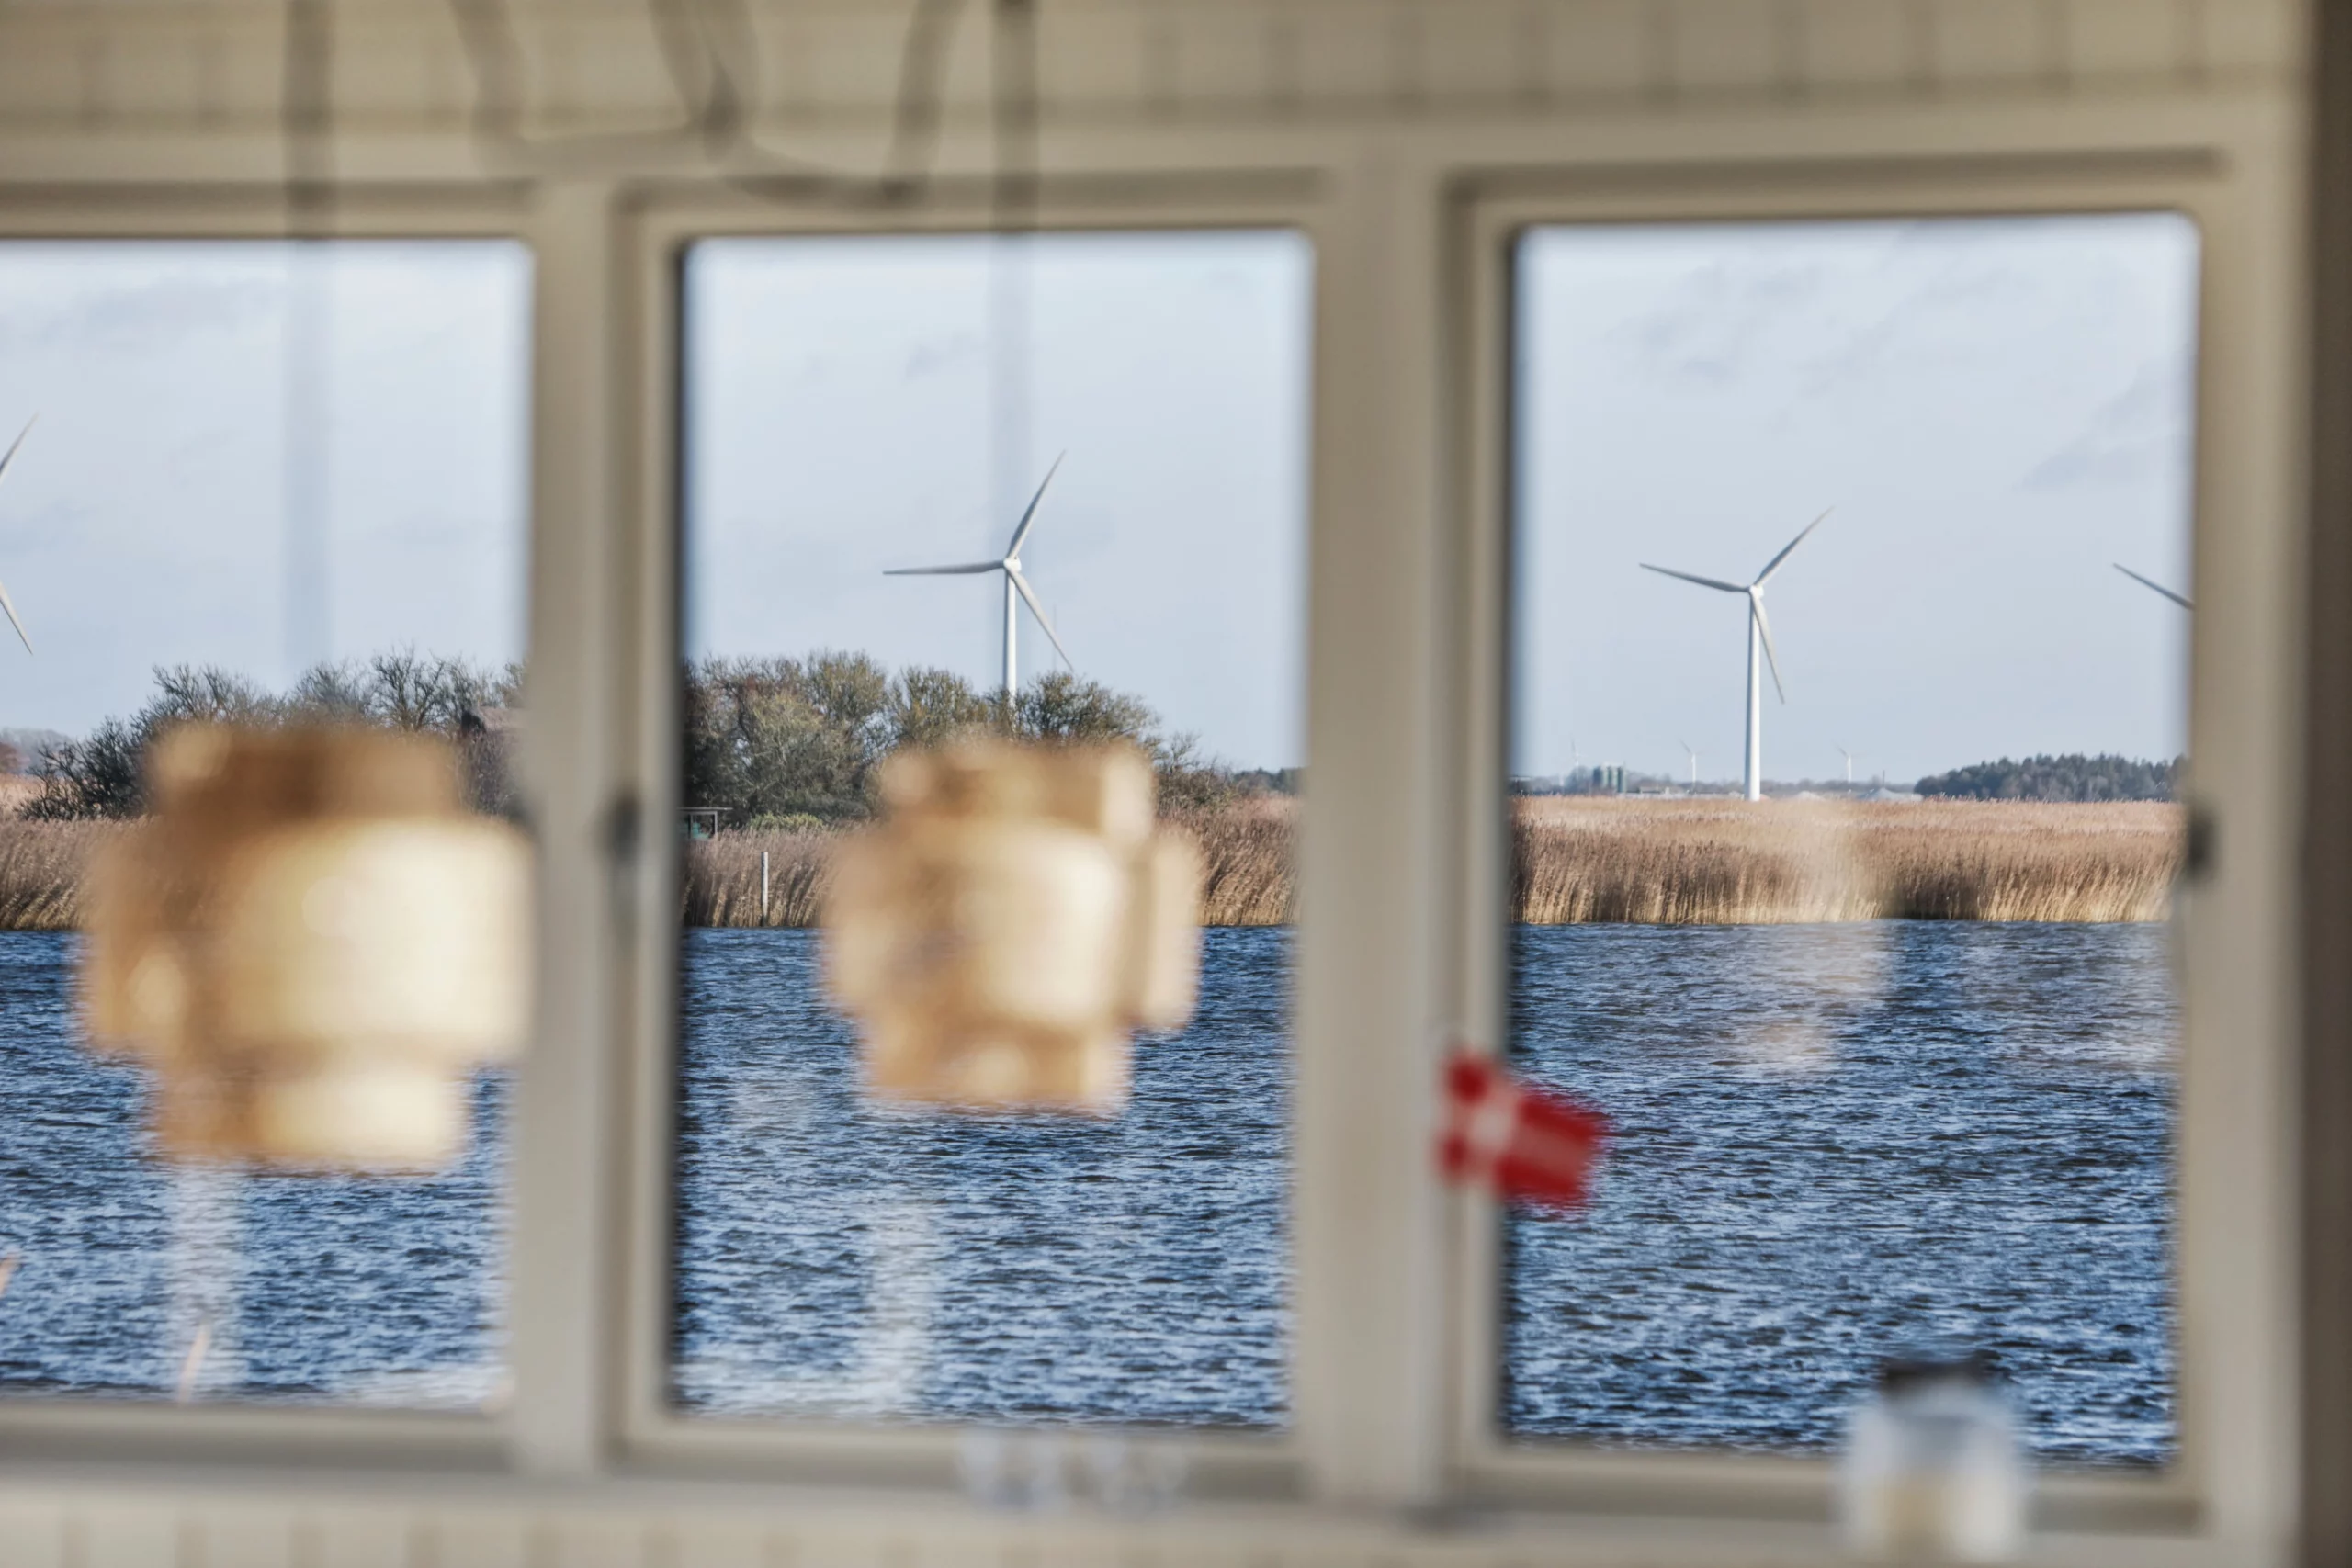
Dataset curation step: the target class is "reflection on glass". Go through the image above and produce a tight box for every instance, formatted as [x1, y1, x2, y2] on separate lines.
[1506, 217, 2194, 1464]
[0, 242, 529, 1405]
[673, 232, 1309, 1425]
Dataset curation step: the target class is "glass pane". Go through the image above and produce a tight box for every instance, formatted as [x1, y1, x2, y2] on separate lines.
[0, 242, 531, 1407]
[673, 231, 1309, 1427]
[1506, 216, 2193, 1466]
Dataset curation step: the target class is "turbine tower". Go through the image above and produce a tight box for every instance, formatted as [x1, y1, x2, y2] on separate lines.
[2114, 562, 2192, 610]
[1642, 508, 1830, 803]
[885, 455, 1070, 704]
[0, 418, 38, 655]
[1678, 738, 1699, 788]
[1838, 746, 1855, 784]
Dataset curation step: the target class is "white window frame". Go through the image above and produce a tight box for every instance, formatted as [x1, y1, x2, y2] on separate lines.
[0, 197, 533, 1476]
[1433, 136, 2304, 1552]
[0, 84, 2308, 1568]
[609, 186, 1324, 1499]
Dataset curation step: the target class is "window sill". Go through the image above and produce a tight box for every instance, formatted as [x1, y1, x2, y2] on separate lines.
[0, 1451, 2227, 1568]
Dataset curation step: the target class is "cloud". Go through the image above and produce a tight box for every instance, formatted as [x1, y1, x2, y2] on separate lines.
[2022, 361, 2192, 491]
[903, 333, 978, 380]
[1607, 257, 1828, 389]
[0, 270, 277, 355]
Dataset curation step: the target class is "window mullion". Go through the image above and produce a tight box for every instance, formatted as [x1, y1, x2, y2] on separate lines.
[508, 178, 634, 1480]
[1291, 153, 1458, 1510]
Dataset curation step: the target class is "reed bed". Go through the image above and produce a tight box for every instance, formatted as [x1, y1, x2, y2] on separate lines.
[0, 819, 122, 931]
[676, 803, 1299, 931]
[1510, 797, 2181, 924]
[0, 798, 2177, 931]
[678, 827, 838, 928]
[679, 796, 2181, 929]
[1172, 796, 1297, 926]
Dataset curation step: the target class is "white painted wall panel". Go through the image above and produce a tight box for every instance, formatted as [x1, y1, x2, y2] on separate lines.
[0, 1506, 65, 1568]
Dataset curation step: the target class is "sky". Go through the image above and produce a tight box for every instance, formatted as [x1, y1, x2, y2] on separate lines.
[1515, 214, 2199, 786]
[0, 219, 2194, 784]
[0, 241, 531, 738]
[684, 231, 1315, 773]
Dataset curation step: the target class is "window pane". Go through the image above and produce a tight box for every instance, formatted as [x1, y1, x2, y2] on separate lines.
[673, 231, 1308, 1427]
[0, 242, 530, 1407]
[1507, 216, 2192, 1465]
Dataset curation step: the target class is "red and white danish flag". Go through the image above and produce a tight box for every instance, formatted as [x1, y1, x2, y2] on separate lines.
[1438, 1050, 1609, 1212]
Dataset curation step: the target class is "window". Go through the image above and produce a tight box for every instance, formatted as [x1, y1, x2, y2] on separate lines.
[670, 231, 1311, 1427]
[0, 241, 531, 1408]
[1503, 216, 2197, 1466]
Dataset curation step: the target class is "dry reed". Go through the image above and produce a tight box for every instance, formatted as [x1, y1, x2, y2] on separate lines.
[0, 799, 2177, 931]
[679, 795, 2180, 929]
[1510, 797, 2180, 924]
[678, 827, 839, 929]
[0, 819, 123, 931]
[677, 803, 1300, 931]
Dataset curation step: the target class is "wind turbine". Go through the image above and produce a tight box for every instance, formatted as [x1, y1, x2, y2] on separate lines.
[1642, 508, 1831, 803]
[1678, 738, 1699, 788]
[1838, 746, 1855, 784]
[0, 419, 37, 655]
[885, 455, 1069, 704]
[2114, 562, 2192, 610]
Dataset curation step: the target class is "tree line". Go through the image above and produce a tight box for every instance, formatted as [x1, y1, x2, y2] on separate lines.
[682, 652, 1239, 825]
[16, 649, 1254, 825]
[23, 651, 522, 819]
[1913, 753, 2181, 803]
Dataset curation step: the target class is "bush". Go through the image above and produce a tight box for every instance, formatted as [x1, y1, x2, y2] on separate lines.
[681, 655, 1259, 824]
[22, 651, 524, 819]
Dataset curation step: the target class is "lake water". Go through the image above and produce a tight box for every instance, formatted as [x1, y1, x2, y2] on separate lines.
[0, 922, 2173, 1465]
[0, 931, 506, 1406]
[1505, 922, 2174, 1465]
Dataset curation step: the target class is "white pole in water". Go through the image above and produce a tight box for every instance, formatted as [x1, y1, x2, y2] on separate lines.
[761, 850, 771, 925]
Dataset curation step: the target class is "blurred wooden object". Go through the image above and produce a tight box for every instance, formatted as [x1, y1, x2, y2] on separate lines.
[81, 725, 530, 1171]
[824, 739, 1201, 1114]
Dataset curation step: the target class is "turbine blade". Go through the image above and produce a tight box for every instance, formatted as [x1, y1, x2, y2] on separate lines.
[2113, 562, 2193, 610]
[1640, 563, 1747, 593]
[1003, 452, 1067, 558]
[1753, 507, 1833, 587]
[1007, 568, 1072, 670]
[1753, 594, 1787, 703]
[0, 575, 32, 656]
[884, 560, 1003, 576]
[0, 421, 36, 655]
[0, 417, 35, 487]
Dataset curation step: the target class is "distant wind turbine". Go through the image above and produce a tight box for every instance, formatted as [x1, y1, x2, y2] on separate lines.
[0, 419, 37, 655]
[1678, 738, 1699, 787]
[1643, 508, 1831, 803]
[885, 456, 1070, 703]
[2114, 562, 2192, 610]
[1838, 746, 1855, 784]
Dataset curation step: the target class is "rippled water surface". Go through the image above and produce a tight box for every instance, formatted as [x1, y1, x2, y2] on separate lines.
[671, 926, 1294, 1425]
[1507, 921, 2176, 1465]
[0, 919, 2170, 1460]
[0, 932, 506, 1405]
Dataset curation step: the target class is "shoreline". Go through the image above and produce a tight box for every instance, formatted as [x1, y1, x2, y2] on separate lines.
[0, 797, 2181, 932]
[682, 797, 2183, 930]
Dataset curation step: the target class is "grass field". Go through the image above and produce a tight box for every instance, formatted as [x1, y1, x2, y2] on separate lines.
[677, 796, 2182, 929]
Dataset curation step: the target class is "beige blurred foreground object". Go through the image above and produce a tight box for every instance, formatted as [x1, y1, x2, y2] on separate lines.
[824, 739, 1202, 1114]
[81, 725, 530, 1171]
